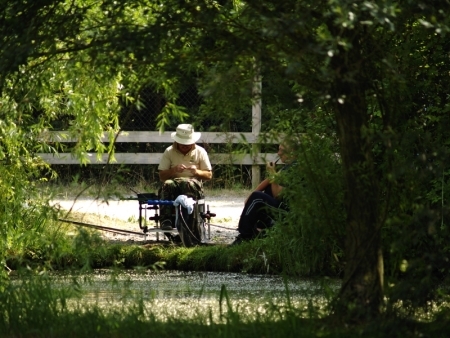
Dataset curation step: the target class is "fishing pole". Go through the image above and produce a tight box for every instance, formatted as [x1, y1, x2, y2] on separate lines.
[59, 218, 148, 236]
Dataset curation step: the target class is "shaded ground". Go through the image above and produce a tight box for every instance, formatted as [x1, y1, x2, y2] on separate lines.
[53, 191, 247, 245]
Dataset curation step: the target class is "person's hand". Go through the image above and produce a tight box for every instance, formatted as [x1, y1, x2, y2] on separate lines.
[186, 165, 198, 176]
[266, 161, 276, 174]
[175, 164, 188, 173]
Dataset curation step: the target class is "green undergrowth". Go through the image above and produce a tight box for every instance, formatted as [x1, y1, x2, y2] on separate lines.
[0, 272, 448, 337]
[5, 229, 288, 276]
[2, 308, 442, 338]
[2, 207, 301, 276]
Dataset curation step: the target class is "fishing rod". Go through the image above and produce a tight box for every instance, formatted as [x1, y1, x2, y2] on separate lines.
[59, 218, 149, 236]
[60, 218, 236, 234]
[207, 223, 237, 230]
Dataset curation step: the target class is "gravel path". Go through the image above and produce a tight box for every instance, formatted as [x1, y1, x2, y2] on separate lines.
[53, 193, 246, 245]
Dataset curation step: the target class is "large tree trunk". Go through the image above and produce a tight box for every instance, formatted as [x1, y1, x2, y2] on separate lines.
[331, 49, 384, 321]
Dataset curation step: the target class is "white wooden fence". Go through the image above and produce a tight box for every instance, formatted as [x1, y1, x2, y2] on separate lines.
[37, 131, 277, 187]
[38, 78, 271, 187]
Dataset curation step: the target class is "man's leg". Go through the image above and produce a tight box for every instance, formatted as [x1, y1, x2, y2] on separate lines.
[159, 179, 180, 230]
[159, 178, 203, 230]
[174, 177, 204, 200]
[263, 184, 274, 198]
[236, 191, 281, 240]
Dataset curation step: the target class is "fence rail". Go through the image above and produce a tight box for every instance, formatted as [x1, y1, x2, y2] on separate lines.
[38, 152, 277, 165]
[38, 131, 277, 185]
[39, 131, 261, 144]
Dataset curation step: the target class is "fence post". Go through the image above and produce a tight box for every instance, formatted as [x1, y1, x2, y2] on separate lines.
[252, 72, 262, 188]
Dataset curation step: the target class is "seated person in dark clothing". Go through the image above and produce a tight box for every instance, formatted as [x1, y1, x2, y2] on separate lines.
[232, 141, 296, 244]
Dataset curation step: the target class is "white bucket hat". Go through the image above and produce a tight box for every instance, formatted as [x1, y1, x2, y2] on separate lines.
[171, 124, 201, 145]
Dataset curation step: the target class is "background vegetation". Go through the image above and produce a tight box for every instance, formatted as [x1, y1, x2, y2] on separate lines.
[1, 0, 450, 335]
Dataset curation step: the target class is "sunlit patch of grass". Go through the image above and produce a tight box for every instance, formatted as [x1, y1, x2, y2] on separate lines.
[215, 217, 233, 223]
[210, 235, 227, 243]
[58, 209, 135, 229]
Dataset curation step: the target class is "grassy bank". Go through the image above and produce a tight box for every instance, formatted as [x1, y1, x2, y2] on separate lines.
[5, 225, 286, 276]
[5, 183, 338, 277]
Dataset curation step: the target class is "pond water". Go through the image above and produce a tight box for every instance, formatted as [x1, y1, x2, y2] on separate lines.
[51, 270, 340, 321]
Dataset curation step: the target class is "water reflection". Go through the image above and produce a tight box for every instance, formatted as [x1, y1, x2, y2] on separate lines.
[53, 270, 340, 321]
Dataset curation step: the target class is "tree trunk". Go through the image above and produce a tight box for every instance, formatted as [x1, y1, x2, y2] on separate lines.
[331, 49, 384, 321]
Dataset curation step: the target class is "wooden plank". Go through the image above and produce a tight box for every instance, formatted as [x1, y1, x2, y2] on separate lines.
[40, 131, 276, 144]
[37, 152, 278, 165]
[252, 74, 262, 188]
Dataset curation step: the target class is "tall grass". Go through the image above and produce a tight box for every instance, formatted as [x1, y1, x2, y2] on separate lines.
[0, 271, 448, 337]
[261, 133, 346, 277]
[0, 270, 325, 337]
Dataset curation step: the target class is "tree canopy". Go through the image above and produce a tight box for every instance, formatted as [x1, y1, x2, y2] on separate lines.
[1, 0, 450, 323]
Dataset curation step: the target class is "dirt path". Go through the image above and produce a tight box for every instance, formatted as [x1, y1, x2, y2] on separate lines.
[53, 192, 247, 245]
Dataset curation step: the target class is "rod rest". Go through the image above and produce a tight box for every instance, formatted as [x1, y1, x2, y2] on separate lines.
[200, 205, 216, 220]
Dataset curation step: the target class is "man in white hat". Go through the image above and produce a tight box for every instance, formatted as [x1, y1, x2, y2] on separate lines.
[157, 124, 212, 230]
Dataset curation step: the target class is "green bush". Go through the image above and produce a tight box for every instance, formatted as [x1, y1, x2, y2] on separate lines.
[264, 132, 345, 276]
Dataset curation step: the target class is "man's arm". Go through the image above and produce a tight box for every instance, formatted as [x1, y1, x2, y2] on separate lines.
[159, 163, 190, 182]
[270, 181, 283, 198]
[159, 164, 212, 182]
[195, 169, 212, 180]
[245, 178, 270, 203]
[254, 178, 270, 192]
[265, 161, 284, 198]
[159, 167, 178, 182]
[187, 165, 212, 180]
[246, 178, 282, 202]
